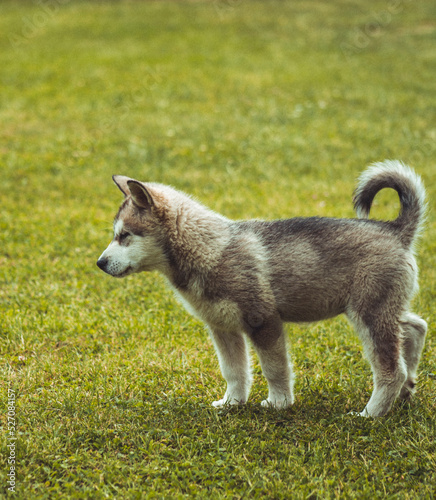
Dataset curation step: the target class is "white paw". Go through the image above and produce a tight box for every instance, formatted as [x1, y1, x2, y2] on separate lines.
[348, 409, 370, 417]
[261, 398, 291, 409]
[212, 399, 226, 408]
[212, 397, 244, 408]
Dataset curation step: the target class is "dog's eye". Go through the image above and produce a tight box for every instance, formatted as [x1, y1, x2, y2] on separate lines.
[118, 232, 130, 242]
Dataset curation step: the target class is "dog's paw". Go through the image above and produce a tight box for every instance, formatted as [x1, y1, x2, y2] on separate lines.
[261, 398, 291, 409]
[348, 409, 370, 418]
[212, 398, 244, 408]
[399, 380, 416, 401]
[212, 399, 226, 408]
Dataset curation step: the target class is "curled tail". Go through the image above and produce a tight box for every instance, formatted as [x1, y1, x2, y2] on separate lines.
[353, 160, 426, 249]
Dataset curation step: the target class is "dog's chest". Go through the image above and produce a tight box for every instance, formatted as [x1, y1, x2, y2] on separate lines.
[173, 283, 242, 332]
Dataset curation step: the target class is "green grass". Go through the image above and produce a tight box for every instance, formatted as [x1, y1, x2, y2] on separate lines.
[1, 0, 436, 498]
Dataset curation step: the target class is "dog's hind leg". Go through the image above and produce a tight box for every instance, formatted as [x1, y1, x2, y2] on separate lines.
[209, 329, 252, 407]
[349, 313, 407, 417]
[399, 312, 427, 400]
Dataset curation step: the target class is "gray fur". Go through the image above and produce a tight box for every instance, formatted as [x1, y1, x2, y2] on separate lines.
[97, 161, 427, 417]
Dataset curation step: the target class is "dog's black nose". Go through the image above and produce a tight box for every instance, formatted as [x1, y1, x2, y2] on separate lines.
[96, 257, 108, 270]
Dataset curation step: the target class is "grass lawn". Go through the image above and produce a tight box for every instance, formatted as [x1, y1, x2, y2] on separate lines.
[1, 0, 436, 498]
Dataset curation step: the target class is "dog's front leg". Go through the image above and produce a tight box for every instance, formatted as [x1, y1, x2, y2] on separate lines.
[209, 329, 252, 407]
[250, 318, 294, 409]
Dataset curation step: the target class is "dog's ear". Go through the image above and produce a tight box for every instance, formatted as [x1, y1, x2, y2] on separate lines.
[127, 180, 154, 209]
[112, 175, 132, 197]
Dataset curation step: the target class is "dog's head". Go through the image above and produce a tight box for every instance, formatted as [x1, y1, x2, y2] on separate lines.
[97, 176, 169, 278]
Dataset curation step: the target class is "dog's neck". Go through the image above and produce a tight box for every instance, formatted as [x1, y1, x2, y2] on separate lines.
[161, 200, 231, 290]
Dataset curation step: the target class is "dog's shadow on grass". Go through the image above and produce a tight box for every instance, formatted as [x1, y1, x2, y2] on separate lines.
[147, 391, 424, 435]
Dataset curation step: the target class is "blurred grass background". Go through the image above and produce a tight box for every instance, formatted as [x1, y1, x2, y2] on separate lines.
[0, 0, 435, 498]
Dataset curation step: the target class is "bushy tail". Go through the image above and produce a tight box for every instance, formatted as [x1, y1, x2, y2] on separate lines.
[353, 160, 426, 249]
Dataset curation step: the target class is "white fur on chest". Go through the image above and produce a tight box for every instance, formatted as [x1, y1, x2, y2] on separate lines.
[172, 281, 242, 332]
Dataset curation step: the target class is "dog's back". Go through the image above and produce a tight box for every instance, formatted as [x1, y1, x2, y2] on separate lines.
[231, 215, 416, 324]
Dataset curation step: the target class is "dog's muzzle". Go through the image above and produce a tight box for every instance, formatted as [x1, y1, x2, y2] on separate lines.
[96, 256, 132, 277]
[96, 257, 109, 272]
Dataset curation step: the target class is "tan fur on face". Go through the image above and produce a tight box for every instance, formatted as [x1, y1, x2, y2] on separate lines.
[97, 161, 427, 417]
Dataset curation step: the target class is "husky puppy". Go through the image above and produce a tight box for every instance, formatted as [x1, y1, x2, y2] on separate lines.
[97, 160, 427, 417]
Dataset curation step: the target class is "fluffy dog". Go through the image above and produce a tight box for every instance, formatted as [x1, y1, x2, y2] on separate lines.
[97, 160, 427, 417]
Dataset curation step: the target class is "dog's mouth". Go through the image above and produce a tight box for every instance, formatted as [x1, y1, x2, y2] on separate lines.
[96, 257, 133, 278]
[114, 266, 133, 278]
